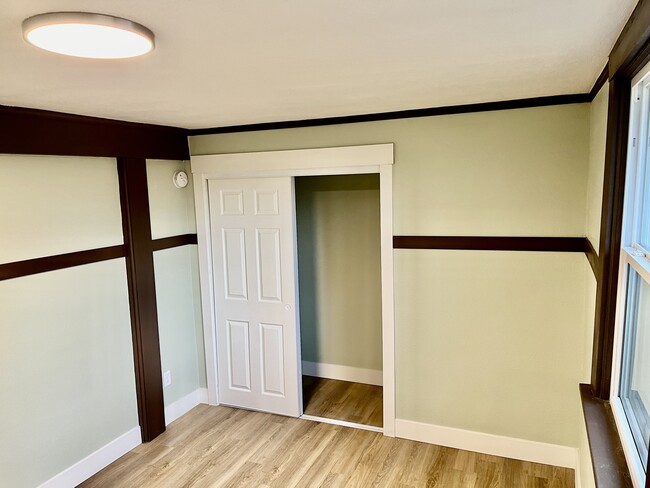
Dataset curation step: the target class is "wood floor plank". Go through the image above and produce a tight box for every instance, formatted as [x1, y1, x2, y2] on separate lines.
[302, 375, 383, 427]
[80, 405, 574, 488]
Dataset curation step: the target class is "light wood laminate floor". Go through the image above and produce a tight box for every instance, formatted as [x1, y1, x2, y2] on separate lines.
[302, 376, 383, 427]
[80, 405, 574, 488]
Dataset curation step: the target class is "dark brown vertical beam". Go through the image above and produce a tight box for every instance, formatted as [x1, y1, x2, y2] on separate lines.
[117, 157, 165, 442]
[592, 77, 631, 400]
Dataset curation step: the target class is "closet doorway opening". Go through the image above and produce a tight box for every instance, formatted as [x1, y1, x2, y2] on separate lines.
[191, 144, 396, 436]
[295, 175, 383, 431]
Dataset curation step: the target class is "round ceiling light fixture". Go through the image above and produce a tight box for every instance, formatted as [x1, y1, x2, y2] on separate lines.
[22, 12, 155, 59]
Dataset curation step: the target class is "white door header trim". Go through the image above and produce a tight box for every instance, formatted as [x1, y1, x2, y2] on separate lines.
[191, 144, 394, 176]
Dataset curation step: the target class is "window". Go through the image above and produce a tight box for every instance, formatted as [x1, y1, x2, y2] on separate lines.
[612, 63, 650, 488]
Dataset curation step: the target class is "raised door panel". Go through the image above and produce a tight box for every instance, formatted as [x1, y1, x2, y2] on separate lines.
[222, 228, 248, 300]
[256, 228, 282, 303]
[226, 320, 251, 392]
[260, 322, 285, 397]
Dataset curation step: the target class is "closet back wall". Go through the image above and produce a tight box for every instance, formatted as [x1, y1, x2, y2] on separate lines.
[296, 175, 382, 378]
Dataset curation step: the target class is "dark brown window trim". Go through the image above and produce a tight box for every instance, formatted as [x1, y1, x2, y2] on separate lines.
[393, 235, 587, 253]
[0, 245, 126, 281]
[117, 157, 166, 442]
[0, 105, 189, 160]
[580, 384, 634, 488]
[151, 234, 198, 252]
[591, 0, 650, 402]
[584, 1, 650, 486]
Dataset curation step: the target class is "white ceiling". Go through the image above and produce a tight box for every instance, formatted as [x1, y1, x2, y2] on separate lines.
[0, 0, 638, 129]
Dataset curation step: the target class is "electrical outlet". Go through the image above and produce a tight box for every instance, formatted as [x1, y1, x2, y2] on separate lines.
[163, 370, 172, 387]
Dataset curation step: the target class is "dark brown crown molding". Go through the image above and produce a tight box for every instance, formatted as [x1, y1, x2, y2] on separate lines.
[0, 105, 189, 160]
[188, 94, 589, 135]
[589, 65, 610, 102]
[0, 245, 125, 281]
[152, 234, 198, 252]
[610, 0, 650, 78]
[393, 236, 587, 253]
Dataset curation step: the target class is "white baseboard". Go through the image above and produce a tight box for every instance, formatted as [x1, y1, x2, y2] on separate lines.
[38, 426, 141, 488]
[302, 361, 382, 386]
[395, 419, 577, 469]
[165, 387, 209, 426]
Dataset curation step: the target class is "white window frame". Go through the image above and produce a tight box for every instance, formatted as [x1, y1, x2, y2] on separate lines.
[610, 61, 650, 488]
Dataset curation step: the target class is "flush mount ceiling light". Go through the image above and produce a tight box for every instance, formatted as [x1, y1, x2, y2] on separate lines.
[22, 12, 154, 59]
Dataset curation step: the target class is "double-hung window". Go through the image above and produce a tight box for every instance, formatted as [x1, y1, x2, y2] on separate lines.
[612, 63, 650, 488]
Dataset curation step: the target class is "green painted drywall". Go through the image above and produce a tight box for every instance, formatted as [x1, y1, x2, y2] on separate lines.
[586, 83, 609, 253]
[191, 104, 589, 237]
[147, 159, 197, 240]
[147, 159, 207, 406]
[0, 155, 123, 264]
[296, 175, 382, 371]
[190, 103, 591, 448]
[0, 261, 138, 488]
[394, 250, 585, 446]
[154, 245, 207, 408]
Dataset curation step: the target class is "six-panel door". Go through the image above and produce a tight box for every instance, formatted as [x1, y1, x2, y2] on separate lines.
[208, 177, 301, 417]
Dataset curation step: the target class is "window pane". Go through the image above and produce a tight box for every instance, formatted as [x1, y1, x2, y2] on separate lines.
[621, 266, 650, 471]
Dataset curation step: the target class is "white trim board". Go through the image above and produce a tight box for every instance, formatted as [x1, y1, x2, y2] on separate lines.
[38, 427, 141, 488]
[395, 419, 577, 469]
[302, 361, 383, 386]
[165, 387, 209, 426]
[191, 144, 393, 175]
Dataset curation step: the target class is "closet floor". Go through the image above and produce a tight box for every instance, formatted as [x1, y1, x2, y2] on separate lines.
[302, 375, 383, 427]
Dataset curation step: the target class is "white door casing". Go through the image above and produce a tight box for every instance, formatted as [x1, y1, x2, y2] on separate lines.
[208, 177, 301, 417]
[191, 143, 395, 435]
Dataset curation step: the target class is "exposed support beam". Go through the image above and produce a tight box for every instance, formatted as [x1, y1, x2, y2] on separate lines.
[117, 157, 166, 442]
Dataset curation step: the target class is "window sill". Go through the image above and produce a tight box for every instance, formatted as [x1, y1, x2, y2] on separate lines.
[580, 384, 634, 487]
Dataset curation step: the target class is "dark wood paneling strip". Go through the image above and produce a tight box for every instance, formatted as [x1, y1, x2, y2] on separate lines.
[592, 77, 632, 400]
[585, 238, 600, 281]
[0, 105, 189, 159]
[610, 0, 650, 78]
[579, 384, 633, 488]
[151, 234, 198, 252]
[392, 236, 586, 252]
[118, 157, 166, 442]
[589, 65, 610, 102]
[189, 94, 589, 135]
[0, 245, 125, 281]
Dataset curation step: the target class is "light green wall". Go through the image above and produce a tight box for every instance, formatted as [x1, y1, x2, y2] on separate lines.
[192, 104, 589, 237]
[395, 250, 586, 446]
[190, 103, 591, 448]
[154, 246, 207, 407]
[296, 175, 382, 371]
[0, 155, 123, 264]
[147, 159, 197, 239]
[0, 261, 138, 488]
[0, 155, 138, 488]
[586, 83, 609, 253]
[147, 159, 206, 408]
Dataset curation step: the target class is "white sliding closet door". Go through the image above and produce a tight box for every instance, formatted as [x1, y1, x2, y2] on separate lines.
[208, 177, 300, 417]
